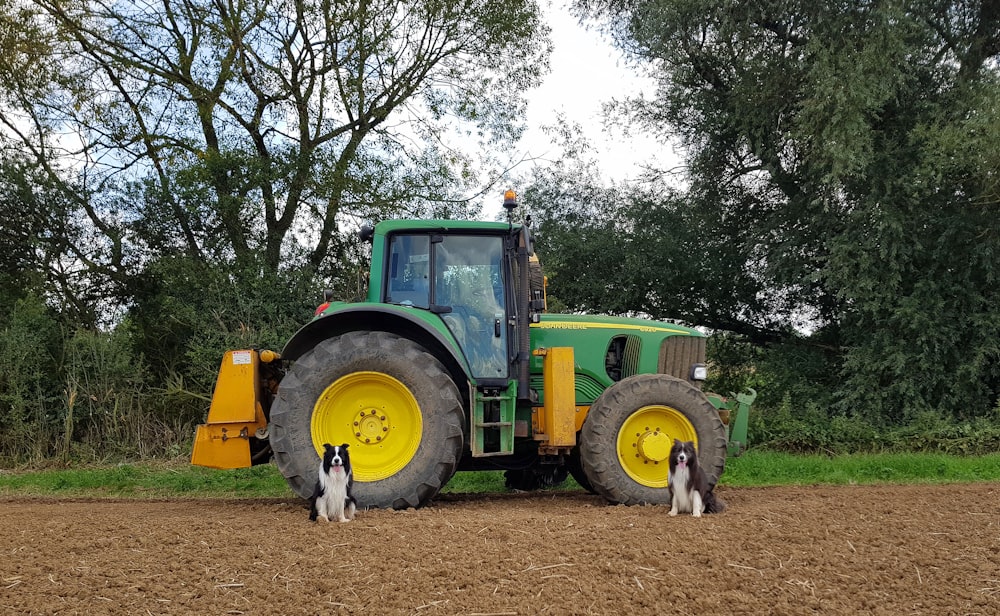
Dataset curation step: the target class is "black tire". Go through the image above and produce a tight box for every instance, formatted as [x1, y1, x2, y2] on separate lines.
[579, 374, 727, 505]
[269, 331, 465, 509]
[565, 444, 596, 494]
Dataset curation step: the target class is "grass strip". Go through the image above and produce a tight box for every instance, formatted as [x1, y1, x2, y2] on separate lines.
[1, 451, 999, 499]
[722, 450, 1000, 486]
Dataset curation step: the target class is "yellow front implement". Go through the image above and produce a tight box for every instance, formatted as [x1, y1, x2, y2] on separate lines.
[191, 349, 270, 469]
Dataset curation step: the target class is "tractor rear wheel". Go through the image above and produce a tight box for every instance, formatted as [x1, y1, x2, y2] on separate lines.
[269, 331, 465, 509]
[565, 445, 596, 494]
[579, 374, 727, 505]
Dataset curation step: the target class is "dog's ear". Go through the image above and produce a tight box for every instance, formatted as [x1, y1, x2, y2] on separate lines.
[341, 443, 350, 450]
[323, 443, 335, 453]
[674, 438, 681, 446]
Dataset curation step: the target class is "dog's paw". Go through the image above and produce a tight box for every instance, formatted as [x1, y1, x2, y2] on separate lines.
[692, 511, 702, 518]
[668, 509, 678, 517]
[316, 515, 330, 523]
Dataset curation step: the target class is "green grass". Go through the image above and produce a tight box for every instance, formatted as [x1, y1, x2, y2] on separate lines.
[1, 451, 999, 499]
[722, 450, 1000, 486]
[0, 461, 289, 499]
[438, 470, 508, 493]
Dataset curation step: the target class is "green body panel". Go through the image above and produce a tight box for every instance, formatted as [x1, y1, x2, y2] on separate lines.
[529, 313, 705, 404]
[705, 390, 755, 457]
[311, 299, 705, 401]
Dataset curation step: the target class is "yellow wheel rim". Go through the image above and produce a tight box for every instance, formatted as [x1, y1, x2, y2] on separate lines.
[311, 371, 422, 482]
[617, 405, 698, 488]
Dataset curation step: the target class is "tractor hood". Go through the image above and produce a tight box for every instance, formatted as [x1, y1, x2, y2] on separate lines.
[529, 313, 706, 393]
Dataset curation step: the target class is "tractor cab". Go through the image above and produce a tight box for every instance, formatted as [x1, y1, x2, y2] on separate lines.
[360, 194, 543, 460]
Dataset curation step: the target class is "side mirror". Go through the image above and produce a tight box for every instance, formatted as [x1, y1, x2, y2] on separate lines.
[359, 225, 374, 243]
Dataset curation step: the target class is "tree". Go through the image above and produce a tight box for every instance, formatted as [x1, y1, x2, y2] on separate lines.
[1, 0, 550, 301]
[571, 0, 1000, 421]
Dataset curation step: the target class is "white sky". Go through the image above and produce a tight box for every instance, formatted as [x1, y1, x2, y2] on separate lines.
[519, 2, 678, 180]
[477, 1, 681, 218]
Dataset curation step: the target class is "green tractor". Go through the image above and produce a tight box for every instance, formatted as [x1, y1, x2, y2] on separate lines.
[192, 191, 755, 508]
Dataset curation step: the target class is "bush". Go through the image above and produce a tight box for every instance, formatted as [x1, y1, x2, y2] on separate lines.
[748, 397, 1000, 455]
[0, 294, 63, 463]
[0, 295, 196, 465]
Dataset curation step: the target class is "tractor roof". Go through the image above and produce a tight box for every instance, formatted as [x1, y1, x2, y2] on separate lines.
[374, 219, 521, 235]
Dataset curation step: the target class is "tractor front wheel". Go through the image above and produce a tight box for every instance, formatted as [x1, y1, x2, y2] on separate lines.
[579, 374, 727, 505]
[269, 331, 465, 509]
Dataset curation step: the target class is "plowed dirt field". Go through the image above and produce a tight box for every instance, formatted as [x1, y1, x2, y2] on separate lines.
[2, 483, 999, 615]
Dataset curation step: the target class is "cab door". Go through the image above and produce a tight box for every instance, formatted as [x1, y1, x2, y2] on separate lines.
[433, 235, 509, 380]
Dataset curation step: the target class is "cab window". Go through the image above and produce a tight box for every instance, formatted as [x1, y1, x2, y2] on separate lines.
[385, 235, 430, 308]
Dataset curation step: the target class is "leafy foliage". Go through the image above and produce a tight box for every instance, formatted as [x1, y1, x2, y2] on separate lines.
[0, 295, 63, 462]
[747, 399, 1000, 456]
[566, 0, 1000, 422]
[1, 0, 550, 304]
[124, 255, 323, 396]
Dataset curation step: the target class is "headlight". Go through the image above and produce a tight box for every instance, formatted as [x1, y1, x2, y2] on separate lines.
[690, 363, 708, 381]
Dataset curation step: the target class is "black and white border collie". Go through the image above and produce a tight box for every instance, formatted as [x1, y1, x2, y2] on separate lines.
[668, 439, 725, 517]
[309, 443, 357, 523]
